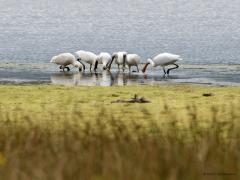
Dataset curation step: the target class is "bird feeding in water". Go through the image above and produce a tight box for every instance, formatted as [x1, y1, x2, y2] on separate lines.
[142, 53, 182, 75]
[97, 52, 112, 70]
[50, 53, 85, 71]
[75, 50, 99, 71]
[107, 51, 127, 71]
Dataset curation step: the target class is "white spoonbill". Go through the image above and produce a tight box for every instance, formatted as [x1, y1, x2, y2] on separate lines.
[50, 53, 85, 71]
[107, 51, 127, 71]
[142, 53, 182, 74]
[126, 54, 141, 72]
[97, 52, 112, 70]
[75, 50, 98, 71]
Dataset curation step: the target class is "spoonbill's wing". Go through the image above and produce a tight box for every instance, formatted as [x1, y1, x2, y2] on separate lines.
[154, 53, 181, 65]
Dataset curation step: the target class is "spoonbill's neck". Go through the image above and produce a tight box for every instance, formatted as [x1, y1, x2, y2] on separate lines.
[50, 56, 56, 63]
[147, 58, 155, 67]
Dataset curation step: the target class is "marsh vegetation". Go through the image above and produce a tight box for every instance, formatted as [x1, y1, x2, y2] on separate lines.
[0, 85, 239, 179]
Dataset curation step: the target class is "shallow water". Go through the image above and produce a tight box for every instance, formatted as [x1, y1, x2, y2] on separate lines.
[0, 63, 239, 86]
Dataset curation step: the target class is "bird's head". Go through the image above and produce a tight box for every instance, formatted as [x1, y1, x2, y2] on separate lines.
[73, 61, 85, 72]
[50, 56, 57, 63]
[142, 59, 153, 73]
[102, 61, 108, 70]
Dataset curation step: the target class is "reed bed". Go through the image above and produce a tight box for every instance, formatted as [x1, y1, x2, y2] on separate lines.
[0, 85, 239, 180]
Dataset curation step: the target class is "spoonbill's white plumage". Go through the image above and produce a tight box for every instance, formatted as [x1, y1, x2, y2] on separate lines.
[142, 53, 182, 74]
[75, 50, 98, 71]
[125, 54, 141, 72]
[97, 52, 112, 70]
[107, 51, 127, 71]
[50, 53, 84, 71]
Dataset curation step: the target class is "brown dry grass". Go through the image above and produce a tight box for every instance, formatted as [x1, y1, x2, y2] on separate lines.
[0, 85, 239, 180]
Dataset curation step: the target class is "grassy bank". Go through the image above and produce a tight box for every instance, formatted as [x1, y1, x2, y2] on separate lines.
[0, 85, 240, 180]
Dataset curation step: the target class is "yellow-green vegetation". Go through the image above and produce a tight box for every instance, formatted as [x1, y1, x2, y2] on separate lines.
[0, 85, 239, 180]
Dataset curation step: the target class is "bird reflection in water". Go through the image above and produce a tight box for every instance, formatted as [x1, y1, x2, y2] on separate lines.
[50, 71, 155, 86]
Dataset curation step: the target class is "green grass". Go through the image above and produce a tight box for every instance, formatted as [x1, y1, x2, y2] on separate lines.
[0, 85, 239, 180]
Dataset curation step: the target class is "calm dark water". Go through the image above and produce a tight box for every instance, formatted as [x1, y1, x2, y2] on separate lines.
[0, 0, 239, 86]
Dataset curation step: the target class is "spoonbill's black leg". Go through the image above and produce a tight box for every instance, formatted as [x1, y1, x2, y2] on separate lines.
[136, 65, 139, 72]
[117, 64, 120, 70]
[163, 67, 166, 74]
[94, 61, 98, 72]
[167, 64, 179, 75]
[90, 64, 92, 71]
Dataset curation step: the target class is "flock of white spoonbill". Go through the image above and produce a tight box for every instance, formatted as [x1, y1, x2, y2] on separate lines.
[50, 50, 182, 75]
